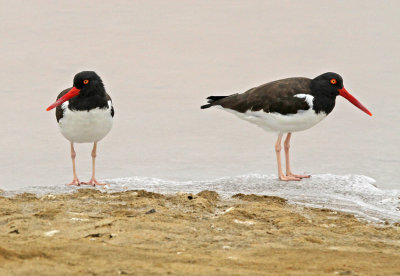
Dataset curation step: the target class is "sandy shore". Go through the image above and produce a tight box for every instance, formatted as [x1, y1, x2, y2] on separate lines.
[0, 189, 399, 275]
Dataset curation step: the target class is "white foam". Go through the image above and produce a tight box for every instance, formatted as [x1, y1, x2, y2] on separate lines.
[4, 174, 400, 223]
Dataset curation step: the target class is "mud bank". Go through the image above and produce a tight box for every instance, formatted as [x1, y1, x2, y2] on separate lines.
[0, 189, 399, 275]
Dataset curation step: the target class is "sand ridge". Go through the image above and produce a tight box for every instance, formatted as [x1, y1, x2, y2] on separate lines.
[0, 189, 399, 275]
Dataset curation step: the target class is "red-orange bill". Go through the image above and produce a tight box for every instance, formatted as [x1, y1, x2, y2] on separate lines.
[46, 87, 80, 111]
[338, 88, 372, 116]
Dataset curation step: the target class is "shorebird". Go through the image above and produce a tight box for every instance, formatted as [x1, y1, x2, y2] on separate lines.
[47, 71, 114, 186]
[201, 72, 372, 181]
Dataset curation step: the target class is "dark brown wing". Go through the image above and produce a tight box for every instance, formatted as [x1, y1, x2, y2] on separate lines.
[55, 87, 72, 122]
[206, 77, 312, 115]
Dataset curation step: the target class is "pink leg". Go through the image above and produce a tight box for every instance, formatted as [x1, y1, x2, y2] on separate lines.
[275, 135, 300, 181]
[80, 142, 106, 186]
[67, 143, 81, 186]
[284, 133, 310, 179]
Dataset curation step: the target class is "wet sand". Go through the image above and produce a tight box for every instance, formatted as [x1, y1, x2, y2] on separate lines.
[0, 189, 399, 275]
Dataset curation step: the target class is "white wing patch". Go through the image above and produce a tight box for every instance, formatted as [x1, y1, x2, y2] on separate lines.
[61, 101, 69, 110]
[294, 94, 314, 108]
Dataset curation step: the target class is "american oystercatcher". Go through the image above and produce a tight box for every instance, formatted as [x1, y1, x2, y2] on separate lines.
[201, 72, 372, 181]
[46, 71, 114, 186]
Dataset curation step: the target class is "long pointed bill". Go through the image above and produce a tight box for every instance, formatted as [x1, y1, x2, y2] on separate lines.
[338, 87, 372, 116]
[46, 87, 80, 111]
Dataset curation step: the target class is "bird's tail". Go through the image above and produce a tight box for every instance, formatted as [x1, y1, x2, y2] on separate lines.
[200, 96, 228, 109]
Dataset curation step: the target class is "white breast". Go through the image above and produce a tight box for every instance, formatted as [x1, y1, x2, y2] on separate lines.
[58, 101, 113, 143]
[218, 94, 327, 134]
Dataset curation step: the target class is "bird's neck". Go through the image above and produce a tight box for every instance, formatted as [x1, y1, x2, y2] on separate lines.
[68, 89, 109, 111]
[311, 94, 336, 114]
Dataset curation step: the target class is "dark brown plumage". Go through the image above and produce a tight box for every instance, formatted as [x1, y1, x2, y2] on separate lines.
[47, 71, 114, 187]
[201, 78, 311, 115]
[201, 72, 372, 181]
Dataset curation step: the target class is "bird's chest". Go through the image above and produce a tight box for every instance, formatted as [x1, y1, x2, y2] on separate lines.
[58, 101, 113, 143]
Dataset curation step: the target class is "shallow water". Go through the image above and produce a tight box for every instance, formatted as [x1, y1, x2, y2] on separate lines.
[4, 174, 400, 223]
[0, 2, 399, 196]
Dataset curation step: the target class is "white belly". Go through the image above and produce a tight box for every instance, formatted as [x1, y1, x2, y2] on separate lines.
[217, 93, 327, 134]
[58, 101, 113, 143]
[219, 107, 327, 134]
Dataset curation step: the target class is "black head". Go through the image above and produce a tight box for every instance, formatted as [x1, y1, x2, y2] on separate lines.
[310, 72, 372, 116]
[73, 71, 105, 97]
[46, 71, 107, 111]
[311, 72, 344, 98]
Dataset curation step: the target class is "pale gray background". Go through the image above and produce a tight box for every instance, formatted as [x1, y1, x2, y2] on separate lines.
[0, 1, 399, 189]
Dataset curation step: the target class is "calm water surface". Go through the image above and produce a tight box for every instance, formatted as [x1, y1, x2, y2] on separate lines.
[0, 1, 399, 190]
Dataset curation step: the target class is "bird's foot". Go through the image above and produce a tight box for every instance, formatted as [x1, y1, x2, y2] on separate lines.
[286, 172, 311, 179]
[66, 178, 81, 186]
[80, 178, 106, 187]
[279, 174, 301, 181]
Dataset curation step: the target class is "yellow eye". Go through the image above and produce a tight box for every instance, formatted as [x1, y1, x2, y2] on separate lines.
[330, 79, 337, 85]
[83, 80, 89, 84]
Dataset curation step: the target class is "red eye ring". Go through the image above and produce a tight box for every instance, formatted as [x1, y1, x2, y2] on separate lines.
[330, 79, 337, 84]
[83, 80, 89, 84]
